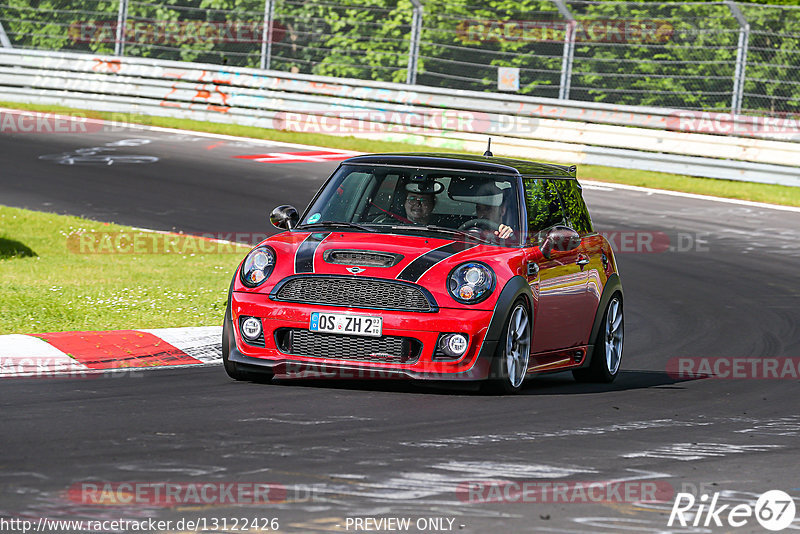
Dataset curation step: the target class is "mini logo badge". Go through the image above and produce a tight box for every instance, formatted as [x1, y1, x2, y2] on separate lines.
[347, 266, 365, 274]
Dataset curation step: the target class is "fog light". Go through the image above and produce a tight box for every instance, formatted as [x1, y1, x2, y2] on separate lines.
[436, 333, 469, 359]
[241, 316, 262, 340]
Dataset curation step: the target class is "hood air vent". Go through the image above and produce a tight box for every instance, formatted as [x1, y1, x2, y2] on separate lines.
[323, 249, 403, 268]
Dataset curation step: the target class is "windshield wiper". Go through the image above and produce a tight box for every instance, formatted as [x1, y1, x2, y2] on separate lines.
[296, 221, 378, 233]
[390, 224, 493, 245]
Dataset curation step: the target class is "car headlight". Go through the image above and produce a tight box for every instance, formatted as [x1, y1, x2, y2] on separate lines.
[240, 246, 276, 287]
[448, 262, 495, 304]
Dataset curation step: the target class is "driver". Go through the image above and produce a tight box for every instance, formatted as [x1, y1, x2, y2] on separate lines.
[372, 181, 438, 224]
[404, 189, 436, 225]
[473, 182, 514, 239]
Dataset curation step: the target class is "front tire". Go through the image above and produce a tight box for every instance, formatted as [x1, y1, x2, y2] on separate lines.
[486, 299, 532, 394]
[573, 294, 623, 383]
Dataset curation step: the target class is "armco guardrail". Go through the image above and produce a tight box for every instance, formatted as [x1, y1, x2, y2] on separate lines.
[0, 49, 798, 187]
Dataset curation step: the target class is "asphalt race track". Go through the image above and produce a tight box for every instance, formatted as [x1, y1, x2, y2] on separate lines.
[1, 125, 799, 533]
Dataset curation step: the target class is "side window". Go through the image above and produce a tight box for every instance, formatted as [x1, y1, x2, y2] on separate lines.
[553, 179, 594, 235]
[523, 178, 566, 239]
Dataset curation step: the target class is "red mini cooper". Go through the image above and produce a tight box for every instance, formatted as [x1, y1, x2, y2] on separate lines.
[223, 153, 623, 393]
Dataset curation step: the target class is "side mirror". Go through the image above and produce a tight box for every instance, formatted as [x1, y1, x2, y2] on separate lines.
[540, 226, 581, 259]
[270, 205, 299, 230]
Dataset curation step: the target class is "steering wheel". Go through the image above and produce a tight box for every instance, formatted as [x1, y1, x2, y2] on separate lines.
[458, 218, 500, 233]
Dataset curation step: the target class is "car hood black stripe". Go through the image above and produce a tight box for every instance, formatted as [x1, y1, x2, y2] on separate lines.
[295, 232, 329, 273]
[396, 241, 478, 282]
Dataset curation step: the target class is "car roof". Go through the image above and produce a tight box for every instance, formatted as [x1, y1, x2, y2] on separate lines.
[342, 153, 576, 178]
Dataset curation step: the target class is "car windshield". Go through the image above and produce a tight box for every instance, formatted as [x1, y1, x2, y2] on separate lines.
[300, 164, 522, 246]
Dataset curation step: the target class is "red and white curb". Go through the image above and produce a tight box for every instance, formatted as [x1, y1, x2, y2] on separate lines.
[0, 327, 221, 378]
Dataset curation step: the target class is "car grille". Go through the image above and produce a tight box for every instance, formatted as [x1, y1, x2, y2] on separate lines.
[275, 329, 422, 365]
[273, 276, 434, 312]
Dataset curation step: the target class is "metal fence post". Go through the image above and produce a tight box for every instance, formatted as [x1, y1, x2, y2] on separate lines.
[0, 21, 12, 48]
[726, 0, 750, 114]
[114, 0, 128, 56]
[552, 0, 576, 101]
[260, 0, 275, 70]
[406, 0, 423, 85]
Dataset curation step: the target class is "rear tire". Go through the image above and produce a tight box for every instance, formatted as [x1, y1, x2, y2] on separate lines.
[573, 294, 623, 383]
[485, 299, 531, 394]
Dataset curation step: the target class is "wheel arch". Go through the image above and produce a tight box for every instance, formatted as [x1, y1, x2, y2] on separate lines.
[469, 275, 535, 381]
[576, 273, 623, 370]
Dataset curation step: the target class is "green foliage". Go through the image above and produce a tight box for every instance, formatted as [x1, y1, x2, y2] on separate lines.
[553, 179, 593, 234]
[522, 179, 564, 234]
[1, 0, 798, 113]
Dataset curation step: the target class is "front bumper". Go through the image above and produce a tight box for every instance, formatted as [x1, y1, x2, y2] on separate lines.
[228, 291, 498, 381]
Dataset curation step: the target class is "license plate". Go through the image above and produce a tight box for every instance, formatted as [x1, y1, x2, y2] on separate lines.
[309, 312, 382, 337]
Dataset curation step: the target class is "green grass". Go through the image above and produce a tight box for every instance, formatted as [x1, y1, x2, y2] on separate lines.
[0, 206, 250, 334]
[3, 100, 799, 207]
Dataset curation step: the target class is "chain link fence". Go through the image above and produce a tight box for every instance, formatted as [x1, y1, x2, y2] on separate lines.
[1, 0, 798, 117]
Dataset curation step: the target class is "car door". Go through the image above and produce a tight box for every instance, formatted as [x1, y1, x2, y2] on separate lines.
[552, 178, 603, 346]
[522, 178, 590, 359]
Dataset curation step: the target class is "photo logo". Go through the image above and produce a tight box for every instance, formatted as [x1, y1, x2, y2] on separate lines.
[0, 358, 142, 380]
[456, 480, 674, 504]
[666, 357, 800, 380]
[455, 19, 674, 45]
[68, 20, 286, 45]
[68, 482, 288, 507]
[667, 111, 800, 136]
[668, 489, 796, 530]
[1, 111, 100, 134]
[274, 110, 493, 135]
[1, 111, 151, 135]
[66, 231, 260, 254]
